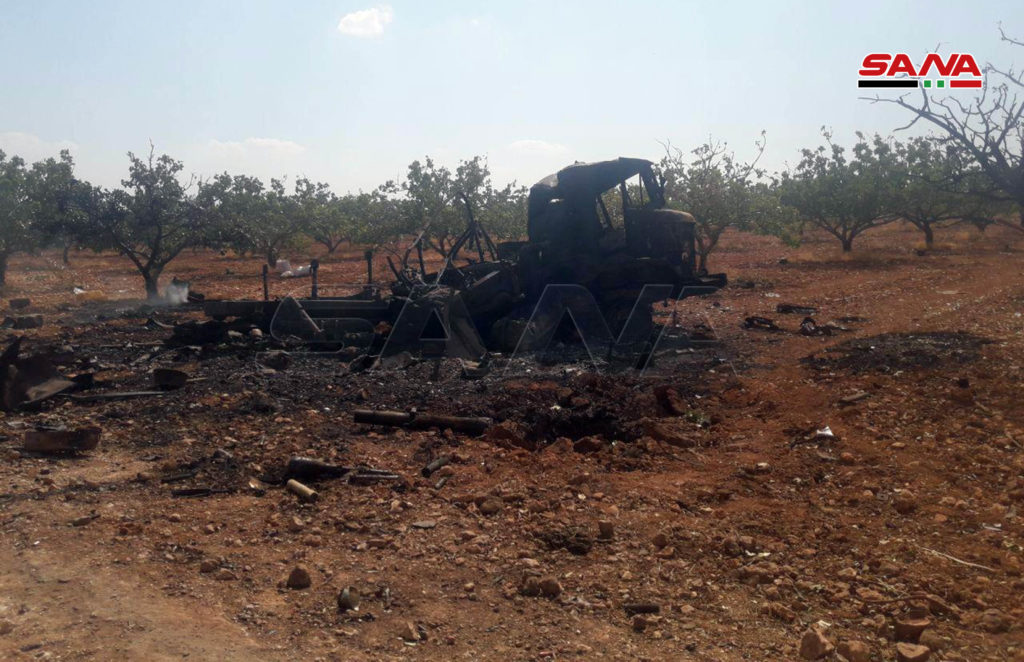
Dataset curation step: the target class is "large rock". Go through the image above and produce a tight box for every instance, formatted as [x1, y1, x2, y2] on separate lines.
[286, 565, 312, 590]
[799, 628, 835, 660]
[895, 642, 931, 662]
[837, 640, 871, 662]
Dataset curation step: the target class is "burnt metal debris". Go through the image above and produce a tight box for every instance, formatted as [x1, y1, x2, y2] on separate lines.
[200, 157, 727, 360]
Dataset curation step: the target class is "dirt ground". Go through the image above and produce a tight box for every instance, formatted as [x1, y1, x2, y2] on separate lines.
[1, 223, 1023, 661]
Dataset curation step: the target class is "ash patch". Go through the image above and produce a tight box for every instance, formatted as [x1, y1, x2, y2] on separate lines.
[802, 332, 991, 374]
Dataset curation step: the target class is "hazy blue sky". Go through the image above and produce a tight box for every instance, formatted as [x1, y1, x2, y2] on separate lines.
[1, 1, 1021, 191]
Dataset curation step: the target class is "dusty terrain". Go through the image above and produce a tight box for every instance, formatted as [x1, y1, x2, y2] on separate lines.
[1, 223, 1023, 661]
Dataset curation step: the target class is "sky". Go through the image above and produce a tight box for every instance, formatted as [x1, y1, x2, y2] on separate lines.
[1, 0, 1022, 193]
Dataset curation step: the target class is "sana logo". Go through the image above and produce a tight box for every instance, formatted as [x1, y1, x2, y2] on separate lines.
[858, 53, 983, 89]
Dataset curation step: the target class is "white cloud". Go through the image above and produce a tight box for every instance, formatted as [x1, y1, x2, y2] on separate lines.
[0, 131, 78, 161]
[207, 137, 305, 156]
[507, 139, 569, 156]
[337, 6, 393, 37]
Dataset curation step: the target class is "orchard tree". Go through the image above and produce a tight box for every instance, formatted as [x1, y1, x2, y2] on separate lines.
[658, 134, 766, 271]
[293, 178, 344, 254]
[0, 151, 36, 287]
[211, 175, 303, 267]
[83, 148, 207, 298]
[779, 131, 897, 252]
[400, 157, 459, 257]
[867, 27, 1024, 229]
[889, 136, 992, 248]
[27, 150, 85, 264]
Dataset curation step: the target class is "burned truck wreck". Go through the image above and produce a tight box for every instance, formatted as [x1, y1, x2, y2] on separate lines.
[203, 157, 726, 362]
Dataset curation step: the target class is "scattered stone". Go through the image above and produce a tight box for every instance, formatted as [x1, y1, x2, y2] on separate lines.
[597, 520, 614, 540]
[483, 420, 533, 451]
[0, 619, 12, 635]
[572, 436, 606, 453]
[894, 607, 931, 643]
[4, 314, 43, 330]
[71, 514, 97, 527]
[337, 587, 360, 611]
[917, 631, 944, 654]
[259, 350, 291, 371]
[837, 640, 871, 662]
[979, 608, 1010, 633]
[538, 576, 562, 598]
[895, 642, 931, 662]
[478, 497, 502, 516]
[651, 532, 669, 549]
[8, 298, 31, 310]
[799, 627, 835, 660]
[893, 491, 918, 515]
[400, 621, 421, 642]
[214, 568, 237, 581]
[762, 602, 796, 623]
[153, 367, 189, 390]
[199, 559, 218, 573]
[520, 576, 542, 597]
[632, 615, 651, 632]
[286, 565, 312, 590]
[411, 520, 437, 530]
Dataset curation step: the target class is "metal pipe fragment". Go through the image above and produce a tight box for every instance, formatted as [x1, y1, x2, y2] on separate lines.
[286, 479, 318, 502]
[352, 409, 491, 435]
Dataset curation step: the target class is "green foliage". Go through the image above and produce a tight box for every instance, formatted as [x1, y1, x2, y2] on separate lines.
[82, 149, 209, 297]
[887, 136, 996, 247]
[397, 155, 527, 257]
[0, 150, 37, 285]
[779, 130, 898, 252]
[657, 134, 768, 270]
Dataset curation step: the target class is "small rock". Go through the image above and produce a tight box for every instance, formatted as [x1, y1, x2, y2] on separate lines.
[520, 576, 541, 597]
[286, 565, 312, 590]
[762, 602, 795, 623]
[259, 350, 291, 371]
[538, 576, 562, 598]
[411, 520, 437, 530]
[71, 515, 96, 527]
[572, 436, 606, 453]
[6, 314, 43, 330]
[478, 498, 502, 516]
[837, 640, 871, 662]
[597, 520, 614, 540]
[651, 532, 669, 549]
[337, 587, 360, 611]
[893, 491, 918, 515]
[895, 642, 931, 662]
[917, 631, 944, 653]
[0, 619, 13, 635]
[799, 627, 835, 660]
[400, 621, 420, 642]
[199, 559, 218, 573]
[979, 608, 1010, 633]
[894, 612, 931, 643]
[214, 568, 236, 581]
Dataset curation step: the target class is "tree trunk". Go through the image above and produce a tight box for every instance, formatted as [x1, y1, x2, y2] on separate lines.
[841, 236, 854, 252]
[62, 241, 71, 266]
[923, 224, 934, 249]
[143, 270, 161, 300]
[0, 251, 8, 288]
[266, 248, 278, 268]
